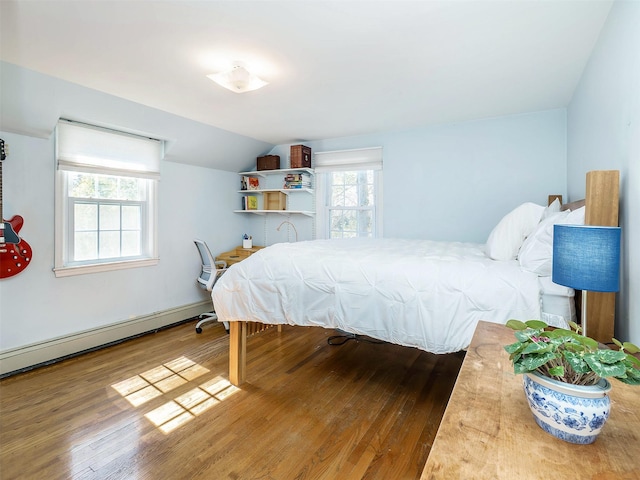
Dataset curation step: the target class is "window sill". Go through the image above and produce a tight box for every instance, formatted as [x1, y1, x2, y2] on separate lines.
[53, 258, 159, 278]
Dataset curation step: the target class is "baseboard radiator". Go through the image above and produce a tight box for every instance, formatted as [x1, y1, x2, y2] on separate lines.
[0, 301, 211, 377]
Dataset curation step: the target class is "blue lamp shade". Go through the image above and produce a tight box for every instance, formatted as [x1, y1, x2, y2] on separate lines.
[552, 225, 621, 292]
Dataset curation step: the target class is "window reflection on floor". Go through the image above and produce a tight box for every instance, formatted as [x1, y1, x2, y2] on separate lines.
[111, 356, 239, 434]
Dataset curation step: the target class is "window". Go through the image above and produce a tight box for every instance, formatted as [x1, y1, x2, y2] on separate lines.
[54, 120, 162, 277]
[326, 170, 376, 238]
[68, 173, 147, 261]
[315, 147, 383, 239]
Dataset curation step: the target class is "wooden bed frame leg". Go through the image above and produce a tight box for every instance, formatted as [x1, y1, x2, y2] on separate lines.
[229, 321, 247, 386]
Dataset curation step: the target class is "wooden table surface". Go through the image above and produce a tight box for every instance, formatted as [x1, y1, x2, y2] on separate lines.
[421, 321, 640, 479]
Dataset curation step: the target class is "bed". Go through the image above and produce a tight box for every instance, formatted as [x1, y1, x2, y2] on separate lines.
[212, 170, 619, 385]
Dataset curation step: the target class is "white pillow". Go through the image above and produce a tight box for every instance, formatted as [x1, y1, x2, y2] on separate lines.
[518, 206, 586, 276]
[485, 202, 545, 261]
[542, 198, 561, 219]
[565, 205, 586, 224]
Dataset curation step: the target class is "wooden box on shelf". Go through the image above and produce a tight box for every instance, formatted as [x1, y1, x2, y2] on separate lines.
[257, 155, 280, 171]
[290, 145, 312, 168]
[264, 191, 286, 210]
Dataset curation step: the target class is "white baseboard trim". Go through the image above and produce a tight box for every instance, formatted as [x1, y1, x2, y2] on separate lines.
[0, 301, 210, 376]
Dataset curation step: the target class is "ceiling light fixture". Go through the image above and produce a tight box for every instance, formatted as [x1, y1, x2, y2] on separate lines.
[207, 63, 268, 93]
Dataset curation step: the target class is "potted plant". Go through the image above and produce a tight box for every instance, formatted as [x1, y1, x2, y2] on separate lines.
[504, 319, 640, 444]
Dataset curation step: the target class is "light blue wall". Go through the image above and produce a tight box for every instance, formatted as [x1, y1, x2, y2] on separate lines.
[0, 63, 268, 352]
[269, 109, 567, 243]
[0, 61, 273, 171]
[567, 0, 640, 344]
[0, 130, 247, 351]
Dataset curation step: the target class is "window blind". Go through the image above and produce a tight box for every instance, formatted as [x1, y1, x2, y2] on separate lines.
[313, 146, 383, 172]
[56, 119, 163, 179]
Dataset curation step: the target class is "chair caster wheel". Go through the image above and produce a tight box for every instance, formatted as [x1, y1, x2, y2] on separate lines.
[196, 327, 203, 334]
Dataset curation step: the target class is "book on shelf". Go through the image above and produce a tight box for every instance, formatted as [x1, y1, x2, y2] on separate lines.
[283, 172, 311, 189]
[241, 196, 258, 210]
[241, 176, 260, 190]
[248, 177, 260, 190]
[284, 173, 311, 182]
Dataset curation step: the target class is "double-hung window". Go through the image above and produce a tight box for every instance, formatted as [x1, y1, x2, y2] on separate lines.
[54, 119, 162, 277]
[314, 147, 383, 239]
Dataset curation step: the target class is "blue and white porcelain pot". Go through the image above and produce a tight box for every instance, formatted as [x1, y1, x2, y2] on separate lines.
[523, 371, 611, 444]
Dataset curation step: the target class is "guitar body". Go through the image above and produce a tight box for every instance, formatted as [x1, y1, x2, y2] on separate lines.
[0, 138, 33, 278]
[1, 214, 33, 278]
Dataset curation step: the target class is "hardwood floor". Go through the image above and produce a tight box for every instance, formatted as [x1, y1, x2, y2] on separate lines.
[0, 321, 464, 480]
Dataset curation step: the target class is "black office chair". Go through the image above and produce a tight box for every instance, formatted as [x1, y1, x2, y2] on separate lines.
[193, 239, 228, 333]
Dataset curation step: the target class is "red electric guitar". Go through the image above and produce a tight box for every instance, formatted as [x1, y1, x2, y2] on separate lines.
[1, 138, 32, 278]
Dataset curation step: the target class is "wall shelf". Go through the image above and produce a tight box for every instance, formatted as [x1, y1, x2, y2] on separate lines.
[238, 188, 314, 195]
[233, 210, 315, 217]
[238, 167, 315, 217]
[239, 167, 314, 178]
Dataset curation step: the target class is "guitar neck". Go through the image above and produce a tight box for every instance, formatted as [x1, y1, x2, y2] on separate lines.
[0, 137, 5, 221]
[0, 154, 3, 221]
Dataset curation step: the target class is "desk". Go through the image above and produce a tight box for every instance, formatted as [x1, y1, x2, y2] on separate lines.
[421, 321, 640, 479]
[216, 245, 264, 266]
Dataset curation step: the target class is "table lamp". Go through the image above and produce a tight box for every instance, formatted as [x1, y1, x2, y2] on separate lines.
[552, 224, 621, 337]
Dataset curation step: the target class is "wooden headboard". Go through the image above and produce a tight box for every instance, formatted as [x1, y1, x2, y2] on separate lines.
[584, 170, 620, 343]
[550, 170, 620, 343]
[560, 199, 586, 212]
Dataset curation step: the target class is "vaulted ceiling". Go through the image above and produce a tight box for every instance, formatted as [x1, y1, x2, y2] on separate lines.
[1, 0, 613, 145]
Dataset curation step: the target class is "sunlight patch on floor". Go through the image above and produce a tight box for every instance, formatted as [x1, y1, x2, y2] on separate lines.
[111, 356, 208, 407]
[144, 376, 239, 434]
[111, 356, 240, 434]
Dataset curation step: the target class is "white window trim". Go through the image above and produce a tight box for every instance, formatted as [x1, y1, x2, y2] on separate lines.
[314, 147, 383, 239]
[314, 146, 383, 172]
[53, 172, 159, 277]
[53, 258, 159, 278]
[56, 119, 162, 179]
[53, 120, 161, 277]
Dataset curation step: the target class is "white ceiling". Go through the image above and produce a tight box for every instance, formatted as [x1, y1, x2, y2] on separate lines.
[0, 0, 613, 146]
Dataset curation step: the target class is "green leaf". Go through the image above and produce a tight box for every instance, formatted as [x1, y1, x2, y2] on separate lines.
[616, 374, 640, 386]
[595, 349, 627, 364]
[626, 354, 640, 368]
[546, 330, 598, 349]
[518, 352, 556, 372]
[504, 342, 525, 355]
[625, 365, 640, 379]
[612, 338, 623, 349]
[548, 366, 565, 377]
[622, 342, 640, 354]
[581, 336, 600, 349]
[545, 328, 575, 339]
[514, 329, 540, 343]
[569, 321, 581, 333]
[562, 342, 586, 353]
[525, 320, 548, 330]
[563, 351, 591, 374]
[583, 353, 626, 378]
[506, 319, 528, 331]
[617, 368, 640, 385]
[521, 342, 552, 355]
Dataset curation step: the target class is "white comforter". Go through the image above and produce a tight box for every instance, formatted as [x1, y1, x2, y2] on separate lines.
[211, 238, 541, 353]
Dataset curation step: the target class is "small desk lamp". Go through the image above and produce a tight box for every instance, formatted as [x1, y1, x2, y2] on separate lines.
[552, 224, 621, 337]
